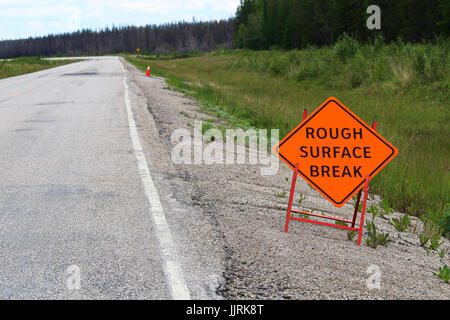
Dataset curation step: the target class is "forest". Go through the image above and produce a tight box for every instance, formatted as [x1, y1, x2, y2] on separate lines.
[1, 1, 449, 58]
[0, 19, 234, 59]
[234, 0, 450, 49]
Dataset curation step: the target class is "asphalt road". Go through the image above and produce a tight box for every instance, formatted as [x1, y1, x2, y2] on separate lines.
[2, 56, 448, 300]
[0, 57, 199, 299]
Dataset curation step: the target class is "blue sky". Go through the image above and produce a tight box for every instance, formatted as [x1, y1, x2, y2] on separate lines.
[0, 0, 239, 40]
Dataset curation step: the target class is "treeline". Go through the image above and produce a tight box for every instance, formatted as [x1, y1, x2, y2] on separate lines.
[0, 19, 234, 59]
[234, 0, 450, 49]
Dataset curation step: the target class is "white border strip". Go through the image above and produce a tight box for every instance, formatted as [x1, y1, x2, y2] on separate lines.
[121, 62, 190, 300]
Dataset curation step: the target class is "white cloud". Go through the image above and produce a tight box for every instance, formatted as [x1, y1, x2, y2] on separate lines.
[0, 0, 239, 39]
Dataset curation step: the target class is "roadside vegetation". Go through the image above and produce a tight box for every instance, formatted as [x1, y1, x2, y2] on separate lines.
[125, 36, 449, 236]
[433, 265, 450, 283]
[0, 56, 76, 79]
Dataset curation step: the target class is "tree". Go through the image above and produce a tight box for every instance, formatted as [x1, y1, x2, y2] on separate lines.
[234, 0, 449, 50]
[0, 19, 235, 59]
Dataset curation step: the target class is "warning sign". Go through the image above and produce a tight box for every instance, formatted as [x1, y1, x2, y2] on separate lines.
[273, 97, 398, 207]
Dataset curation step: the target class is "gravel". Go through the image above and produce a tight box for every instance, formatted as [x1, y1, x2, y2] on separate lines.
[123, 58, 449, 300]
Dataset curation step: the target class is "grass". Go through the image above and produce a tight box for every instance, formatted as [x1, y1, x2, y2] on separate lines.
[347, 230, 358, 241]
[390, 213, 411, 232]
[429, 237, 445, 251]
[124, 37, 449, 231]
[274, 191, 287, 198]
[438, 248, 448, 259]
[0, 56, 78, 79]
[297, 193, 306, 204]
[366, 219, 390, 249]
[433, 265, 450, 283]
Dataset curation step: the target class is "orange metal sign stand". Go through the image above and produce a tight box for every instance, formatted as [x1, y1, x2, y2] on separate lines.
[285, 165, 370, 246]
[274, 97, 398, 245]
[283, 110, 375, 245]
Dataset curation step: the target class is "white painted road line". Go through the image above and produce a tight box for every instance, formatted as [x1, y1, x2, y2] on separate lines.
[121, 63, 191, 300]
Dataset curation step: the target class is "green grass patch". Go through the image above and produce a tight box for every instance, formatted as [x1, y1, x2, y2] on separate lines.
[0, 56, 78, 79]
[124, 40, 449, 230]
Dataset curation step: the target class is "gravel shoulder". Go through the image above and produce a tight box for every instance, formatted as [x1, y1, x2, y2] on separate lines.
[122, 58, 449, 299]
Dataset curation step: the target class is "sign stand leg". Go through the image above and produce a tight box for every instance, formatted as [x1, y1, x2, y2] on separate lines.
[285, 162, 299, 232]
[284, 169, 370, 246]
[357, 175, 370, 246]
[352, 120, 377, 228]
[351, 189, 363, 228]
[284, 109, 308, 232]
[285, 110, 308, 233]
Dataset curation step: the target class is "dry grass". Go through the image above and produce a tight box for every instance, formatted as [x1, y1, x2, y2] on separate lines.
[0, 56, 76, 79]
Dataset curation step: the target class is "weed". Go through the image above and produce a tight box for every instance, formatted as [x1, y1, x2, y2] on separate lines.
[179, 111, 190, 117]
[299, 213, 311, 219]
[390, 213, 411, 232]
[365, 219, 390, 249]
[201, 122, 214, 134]
[429, 237, 444, 251]
[297, 193, 306, 204]
[201, 122, 224, 141]
[419, 234, 430, 247]
[367, 204, 381, 217]
[438, 204, 450, 238]
[433, 265, 450, 283]
[335, 221, 348, 227]
[275, 191, 287, 198]
[356, 203, 363, 213]
[438, 248, 448, 259]
[421, 216, 443, 241]
[201, 117, 217, 123]
[380, 198, 394, 216]
[410, 220, 421, 235]
[347, 230, 358, 241]
[298, 209, 315, 218]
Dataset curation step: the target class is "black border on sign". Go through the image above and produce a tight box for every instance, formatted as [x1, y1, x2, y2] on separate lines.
[275, 99, 395, 206]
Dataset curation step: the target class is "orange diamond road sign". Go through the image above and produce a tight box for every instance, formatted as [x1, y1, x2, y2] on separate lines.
[273, 97, 398, 208]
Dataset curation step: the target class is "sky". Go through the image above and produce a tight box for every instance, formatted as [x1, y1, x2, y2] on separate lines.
[0, 0, 240, 40]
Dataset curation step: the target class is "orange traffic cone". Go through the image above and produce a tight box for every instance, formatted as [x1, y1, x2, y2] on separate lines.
[146, 65, 150, 77]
